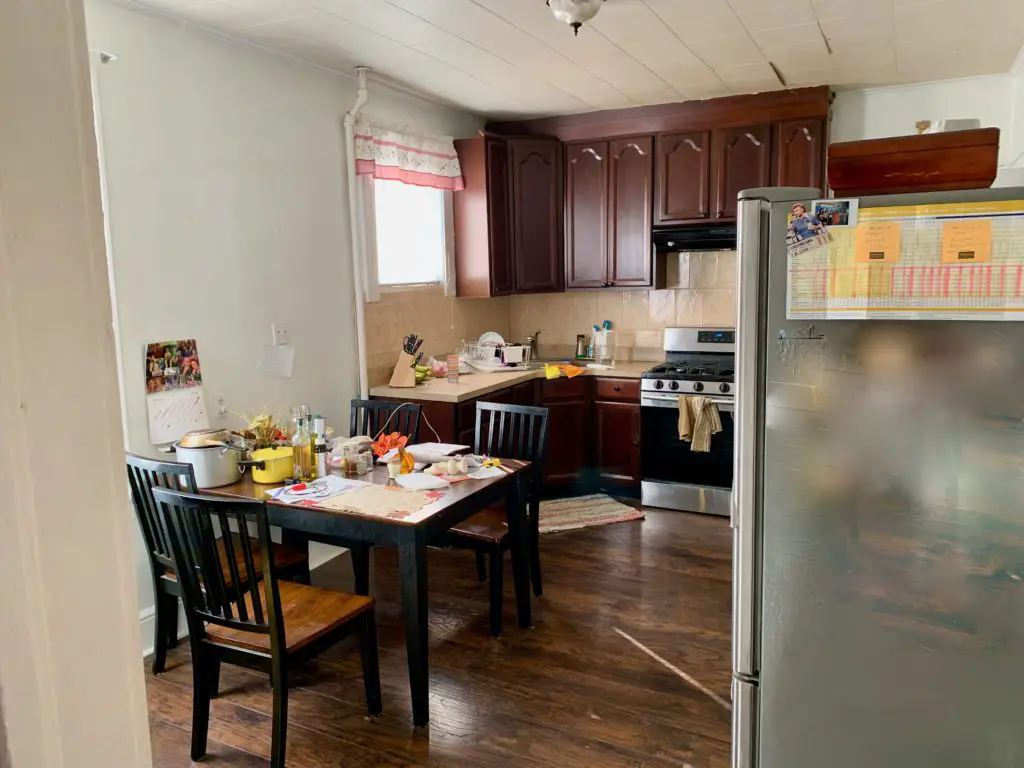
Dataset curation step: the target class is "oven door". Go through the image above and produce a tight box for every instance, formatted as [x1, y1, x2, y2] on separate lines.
[641, 394, 735, 514]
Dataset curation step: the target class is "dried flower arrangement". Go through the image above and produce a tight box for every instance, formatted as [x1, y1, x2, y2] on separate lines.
[233, 408, 287, 450]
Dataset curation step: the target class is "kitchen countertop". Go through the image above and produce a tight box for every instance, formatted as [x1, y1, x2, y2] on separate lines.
[369, 361, 650, 403]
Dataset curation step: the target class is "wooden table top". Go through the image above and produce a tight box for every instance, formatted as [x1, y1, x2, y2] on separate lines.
[205, 461, 529, 528]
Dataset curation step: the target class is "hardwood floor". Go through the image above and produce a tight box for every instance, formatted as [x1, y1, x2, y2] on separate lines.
[146, 509, 733, 767]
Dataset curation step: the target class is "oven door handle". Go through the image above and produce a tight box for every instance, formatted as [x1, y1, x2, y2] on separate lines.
[641, 394, 734, 412]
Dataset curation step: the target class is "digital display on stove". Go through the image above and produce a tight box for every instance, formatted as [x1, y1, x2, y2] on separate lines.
[698, 330, 735, 344]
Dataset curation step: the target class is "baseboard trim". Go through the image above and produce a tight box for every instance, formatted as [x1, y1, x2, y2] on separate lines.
[138, 547, 347, 657]
[138, 602, 188, 658]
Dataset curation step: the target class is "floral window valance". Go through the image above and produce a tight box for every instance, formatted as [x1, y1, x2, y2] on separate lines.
[354, 120, 464, 191]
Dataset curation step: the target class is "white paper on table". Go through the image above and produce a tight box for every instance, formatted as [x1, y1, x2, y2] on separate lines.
[258, 344, 295, 378]
[147, 386, 210, 445]
[394, 473, 449, 490]
[377, 443, 470, 465]
[266, 475, 369, 503]
[468, 466, 506, 480]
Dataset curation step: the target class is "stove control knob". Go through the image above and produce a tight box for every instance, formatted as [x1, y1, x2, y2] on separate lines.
[719, 383, 731, 394]
[669, 381, 680, 391]
[693, 382, 704, 393]
[654, 380, 664, 390]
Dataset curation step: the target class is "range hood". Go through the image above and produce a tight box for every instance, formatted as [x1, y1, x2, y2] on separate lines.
[653, 224, 736, 252]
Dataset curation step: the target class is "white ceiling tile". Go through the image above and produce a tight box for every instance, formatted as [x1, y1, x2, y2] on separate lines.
[410, 39, 591, 112]
[590, 0, 723, 96]
[812, 0, 893, 21]
[716, 61, 784, 91]
[133, 0, 1024, 118]
[297, 0, 450, 46]
[751, 22, 830, 57]
[644, 0, 747, 41]
[471, 0, 670, 102]
[689, 35, 767, 68]
[227, 0, 307, 22]
[737, 1, 817, 32]
[174, 0, 266, 29]
[727, 0, 801, 11]
[236, 20, 313, 46]
[378, 0, 633, 109]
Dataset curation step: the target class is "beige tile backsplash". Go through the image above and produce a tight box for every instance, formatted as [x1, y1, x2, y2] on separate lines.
[509, 250, 737, 361]
[363, 250, 736, 384]
[364, 286, 511, 386]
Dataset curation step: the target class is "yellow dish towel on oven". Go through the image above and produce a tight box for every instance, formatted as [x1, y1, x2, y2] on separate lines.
[677, 395, 722, 453]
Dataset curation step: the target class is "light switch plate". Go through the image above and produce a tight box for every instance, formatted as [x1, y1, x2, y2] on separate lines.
[271, 322, 289, 346]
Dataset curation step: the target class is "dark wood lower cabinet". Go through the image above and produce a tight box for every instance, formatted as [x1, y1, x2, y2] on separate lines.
[594, 400, 641, 487]
[375, 374, 640, 493]
[538, 377, 590, 486]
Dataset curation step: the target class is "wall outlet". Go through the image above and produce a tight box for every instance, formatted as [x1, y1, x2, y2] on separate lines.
[271, 322, 289, 346]
[217, 395, 228, 416]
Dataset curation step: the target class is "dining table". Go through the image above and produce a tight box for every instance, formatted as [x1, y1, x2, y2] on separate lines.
[205, 460, 533, 727]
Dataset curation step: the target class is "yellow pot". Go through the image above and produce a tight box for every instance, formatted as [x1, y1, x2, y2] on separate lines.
[251, 446, 294, 484]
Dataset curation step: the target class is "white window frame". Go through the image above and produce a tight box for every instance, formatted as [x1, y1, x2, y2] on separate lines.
[367, 178, 455, 297]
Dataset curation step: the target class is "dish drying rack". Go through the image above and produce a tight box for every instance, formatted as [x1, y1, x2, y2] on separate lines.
[459, 341, 532, 372]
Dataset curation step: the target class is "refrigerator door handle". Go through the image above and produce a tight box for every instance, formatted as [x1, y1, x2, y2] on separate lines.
[732, 677, 758, 768]
[733, 196, 766, 680]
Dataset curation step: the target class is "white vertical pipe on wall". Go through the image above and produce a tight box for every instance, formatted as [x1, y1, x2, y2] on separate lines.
[344, 67, 371, 399]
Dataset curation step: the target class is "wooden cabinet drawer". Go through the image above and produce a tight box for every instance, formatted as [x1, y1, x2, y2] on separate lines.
[540, 376, 589, 402]
[593, 377, 640, 402]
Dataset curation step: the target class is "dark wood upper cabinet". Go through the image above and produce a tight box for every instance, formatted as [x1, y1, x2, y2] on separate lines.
[453, 136, 513, 297]
[607, 136, 653, 287]
[775, 118, 825, 190]
[565, 141, 609, 289]
[712, 124, 771, 220]
[509, 137, 563, 293]
[655, 131, 710, 225]
[485, 138, 514, 295]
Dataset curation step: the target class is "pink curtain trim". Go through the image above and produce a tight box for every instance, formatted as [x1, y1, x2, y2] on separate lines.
[354, 134, 458, 161]
[356, 159, 465, 191]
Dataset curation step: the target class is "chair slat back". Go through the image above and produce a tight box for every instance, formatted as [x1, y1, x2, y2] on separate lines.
[350, 399, 422, 442]
[126, 453, 198, 571]
[151, 488, 282, 642]
[475, 402, 550, 487]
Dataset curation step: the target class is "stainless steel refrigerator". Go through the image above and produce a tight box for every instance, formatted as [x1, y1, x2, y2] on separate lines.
[732, 186, 1024, 768]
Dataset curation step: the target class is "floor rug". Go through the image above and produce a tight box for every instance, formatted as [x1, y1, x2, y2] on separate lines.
[538, 494, 644, 534]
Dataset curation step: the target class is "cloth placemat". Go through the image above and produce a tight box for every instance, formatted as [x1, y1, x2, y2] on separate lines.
[316, 484, 434, 521]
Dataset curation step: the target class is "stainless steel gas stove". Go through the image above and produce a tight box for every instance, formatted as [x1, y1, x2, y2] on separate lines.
[640, 327, 735, 516]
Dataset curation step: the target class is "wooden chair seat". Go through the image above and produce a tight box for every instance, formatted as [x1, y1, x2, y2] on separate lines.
[448, 506, 508, 543]
[206, 581, 374, 654]
[162, 535, 307, 587]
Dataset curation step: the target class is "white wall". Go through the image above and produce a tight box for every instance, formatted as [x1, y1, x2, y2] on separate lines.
[85, 0, 481, 638]
[1009, 49, 1024, 168]
[832, 75, 1015, 165]
[1, 0, 151, 762]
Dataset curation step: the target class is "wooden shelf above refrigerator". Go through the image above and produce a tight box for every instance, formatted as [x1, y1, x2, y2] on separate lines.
[827, 128, 1000, 197]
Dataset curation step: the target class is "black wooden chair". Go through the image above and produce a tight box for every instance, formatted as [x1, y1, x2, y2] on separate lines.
[350, 399, 422, 440]
[441, 402, 549, 637]
[151, 488, 382, 768]
[126, 453, 310, 675]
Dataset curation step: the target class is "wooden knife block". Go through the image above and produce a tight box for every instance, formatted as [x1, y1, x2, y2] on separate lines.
[388, 351, 417, 388]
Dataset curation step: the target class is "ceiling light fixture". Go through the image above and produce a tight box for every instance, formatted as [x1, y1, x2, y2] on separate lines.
[547, 0, 605, 36]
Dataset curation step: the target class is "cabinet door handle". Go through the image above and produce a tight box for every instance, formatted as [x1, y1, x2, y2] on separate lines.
[614, 386, 622, 392]
[744, 132, 763, 147]
[717, 209, 725, 218]
[801, 127, 813, 141]
[683, 138, 702, 152]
